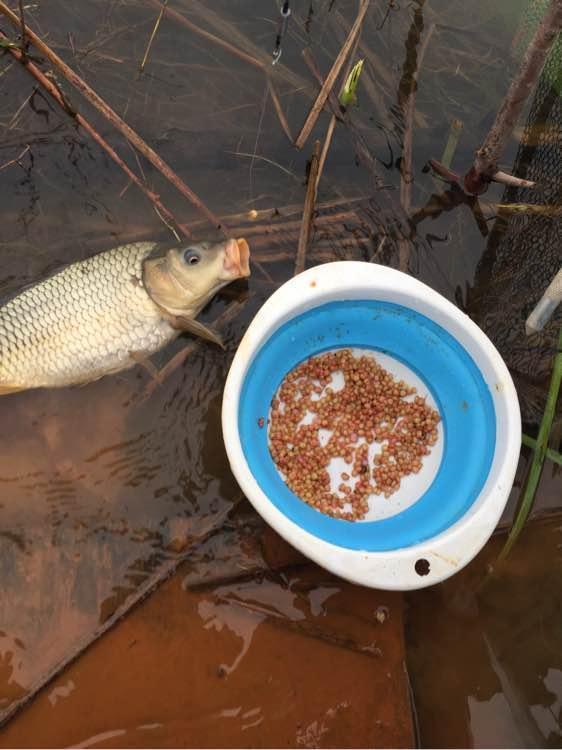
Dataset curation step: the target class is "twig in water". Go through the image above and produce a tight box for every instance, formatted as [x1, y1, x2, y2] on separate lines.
[465, 0, 562, 194]
[370, 235, 386, 262]
[295, 140, 321, 275]
[1, 32, 190, 239]
[490, 170, 535, 189]
[267, 78, 293, 142]
[17, 0, 26, 54]
[145, 0, 265, 71]
[139, 0, 168, 74]
[0, 0, 224, 233]
[294, 0, 370, 149]
[225, 150, 299, 182]
[0, 143, 30, 172]
[301, 47, 343, 119]
[397, 18, 436, 272]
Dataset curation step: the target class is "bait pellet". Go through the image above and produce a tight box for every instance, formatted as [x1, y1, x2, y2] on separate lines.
[268, 349, 441, 521]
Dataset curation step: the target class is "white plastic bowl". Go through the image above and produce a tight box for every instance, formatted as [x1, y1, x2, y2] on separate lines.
[222, 262, 521, 590]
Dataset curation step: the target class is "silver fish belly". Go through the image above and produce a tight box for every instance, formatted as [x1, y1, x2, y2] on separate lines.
[0, 242, 177, 391]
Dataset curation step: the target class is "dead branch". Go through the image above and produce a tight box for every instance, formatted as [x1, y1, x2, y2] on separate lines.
[465, 0, 562, 194]
[294, 0, 370, 149]
[295, 140, 321, 275]
[1, 32, 191, 239]
[0, 0, 223, 233]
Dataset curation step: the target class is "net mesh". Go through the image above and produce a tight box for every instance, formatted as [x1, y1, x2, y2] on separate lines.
[472, 0, 562, 424]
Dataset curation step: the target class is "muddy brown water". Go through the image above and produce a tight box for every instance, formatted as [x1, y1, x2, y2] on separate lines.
[0, 0, 561, 746]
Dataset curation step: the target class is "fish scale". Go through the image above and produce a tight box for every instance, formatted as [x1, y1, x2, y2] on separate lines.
[0, 241, 177, 390]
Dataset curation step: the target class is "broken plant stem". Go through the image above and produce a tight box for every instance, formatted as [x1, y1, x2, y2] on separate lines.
[17, 0, 26, 57]
[490, 170, 535, 189]
[267, 78, 293, 142]
[0, 0, 224, 233]
[1, 32, 190, 239]
[294, 0, 370, 149]
[145, 0, 265, 71]
[139, 0, 168, 73]
[301, 47, 343, 118]
[0, 143, 30, 172]
[465, 0, 562, 194]
[398, 19, 436, 272]
[295, 140, 321, 275]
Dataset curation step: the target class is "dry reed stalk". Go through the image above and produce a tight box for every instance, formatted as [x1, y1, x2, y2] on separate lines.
[174, 0, 310, 92]
[187, 196, 369, 233]
[294, 0, 371, 149]
[0, 143, 30, 172]
[301, 47, 343, 118]
[1, 32, 191, 238]
[237, 210, 359, 238]
[295, 139, 322, 275]
[144, 0, 265, 71]
[466, 0, 562, 193]
[267, 79, 293, 142]
[144, 0, 297, 144]
[317, 31, 363, 186]
[0, 0, 224, 233]
[139, 0, 168, 73]
[397, 20, 436, 272]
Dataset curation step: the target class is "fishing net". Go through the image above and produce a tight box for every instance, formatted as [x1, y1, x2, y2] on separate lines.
[471, 0, 562, 424]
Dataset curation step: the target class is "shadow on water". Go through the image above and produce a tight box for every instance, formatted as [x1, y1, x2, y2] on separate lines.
[0, 0, 560, 744]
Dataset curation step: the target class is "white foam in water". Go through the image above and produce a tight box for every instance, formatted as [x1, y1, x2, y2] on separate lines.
[269, 347, 444, 522]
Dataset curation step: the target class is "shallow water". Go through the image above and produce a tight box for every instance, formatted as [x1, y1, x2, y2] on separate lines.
[0, 0, 561, 745]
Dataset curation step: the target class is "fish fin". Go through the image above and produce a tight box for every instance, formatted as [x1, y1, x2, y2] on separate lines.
[172, 316, 225, 350]
[128, 351, 160, 380]
[0, 383, 26, 396]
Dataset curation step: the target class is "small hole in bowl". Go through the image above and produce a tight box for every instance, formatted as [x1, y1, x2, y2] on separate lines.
[415, 558, 430, 576]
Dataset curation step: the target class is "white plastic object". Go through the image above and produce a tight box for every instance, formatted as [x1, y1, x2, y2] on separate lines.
[222, 262, 521, 591]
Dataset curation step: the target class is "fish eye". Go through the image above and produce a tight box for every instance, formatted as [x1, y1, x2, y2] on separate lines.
[183, 248, 201, 266]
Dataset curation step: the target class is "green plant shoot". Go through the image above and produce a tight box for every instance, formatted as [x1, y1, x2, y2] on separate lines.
[339, 59, 364, 109]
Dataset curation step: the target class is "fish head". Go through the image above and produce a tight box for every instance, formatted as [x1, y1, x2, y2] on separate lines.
[143, 237, 250, 317]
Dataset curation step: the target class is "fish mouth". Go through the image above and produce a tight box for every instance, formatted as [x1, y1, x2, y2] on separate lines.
[223, 238, 251, 279]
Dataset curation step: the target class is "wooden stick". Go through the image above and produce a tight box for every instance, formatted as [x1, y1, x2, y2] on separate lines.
[0, 0, 224, 233]
[295, 140, 321, 275]
[294, 0, 370, 149]
[1, 32, 191, 239]
[466, 0, 562, 194]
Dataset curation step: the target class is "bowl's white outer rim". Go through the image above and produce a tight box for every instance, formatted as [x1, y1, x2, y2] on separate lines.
[222, 262, 521, 591]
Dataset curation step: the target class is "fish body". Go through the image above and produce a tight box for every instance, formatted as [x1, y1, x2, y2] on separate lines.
[0, 237, 250, 393]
